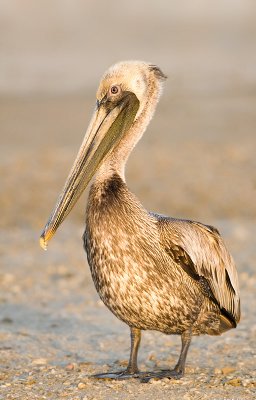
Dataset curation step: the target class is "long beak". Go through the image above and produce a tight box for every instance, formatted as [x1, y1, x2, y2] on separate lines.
[40, 92, 139, 250]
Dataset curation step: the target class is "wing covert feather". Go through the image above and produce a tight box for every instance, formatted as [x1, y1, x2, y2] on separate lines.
[154, 215, 240, 323]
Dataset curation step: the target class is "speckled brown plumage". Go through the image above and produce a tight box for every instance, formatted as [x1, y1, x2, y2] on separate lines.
[84, 174, 238, 338]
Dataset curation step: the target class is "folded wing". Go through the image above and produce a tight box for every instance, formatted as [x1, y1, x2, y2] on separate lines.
[154, 215, 241, 327]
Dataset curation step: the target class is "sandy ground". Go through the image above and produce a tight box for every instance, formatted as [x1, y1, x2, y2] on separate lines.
[1, 2, 256, 399]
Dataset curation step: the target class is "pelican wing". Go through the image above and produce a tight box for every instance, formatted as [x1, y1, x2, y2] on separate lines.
[155, 215, 241, 325]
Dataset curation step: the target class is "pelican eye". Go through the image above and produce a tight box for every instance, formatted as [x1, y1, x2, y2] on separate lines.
[110, 85, 120, 95]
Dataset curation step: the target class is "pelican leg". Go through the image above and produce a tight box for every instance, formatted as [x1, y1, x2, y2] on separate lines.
[126, 327, 141, 374]
[92, 327, 141, 380]
[141, 329, 192, 383]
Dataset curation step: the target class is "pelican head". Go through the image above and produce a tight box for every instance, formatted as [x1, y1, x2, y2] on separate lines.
[40, 61, 166, 250]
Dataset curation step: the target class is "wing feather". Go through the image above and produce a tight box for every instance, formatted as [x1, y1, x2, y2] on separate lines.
[154, 214, 241, 324]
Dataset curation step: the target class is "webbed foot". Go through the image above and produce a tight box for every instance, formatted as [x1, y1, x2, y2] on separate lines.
[92, 370, 140, 380]
[140, 369, 183, 383]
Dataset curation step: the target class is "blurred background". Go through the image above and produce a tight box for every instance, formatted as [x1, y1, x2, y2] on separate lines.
[1, 0, 255, 228]
[0, 1, 255, 397]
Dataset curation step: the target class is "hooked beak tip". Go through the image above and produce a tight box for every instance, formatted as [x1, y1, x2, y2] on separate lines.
[40, 224, 56, 251]
[40, 235, 48, 251]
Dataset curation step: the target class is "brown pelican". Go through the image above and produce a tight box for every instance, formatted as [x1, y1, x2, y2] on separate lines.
[40, 61, 240, 382]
